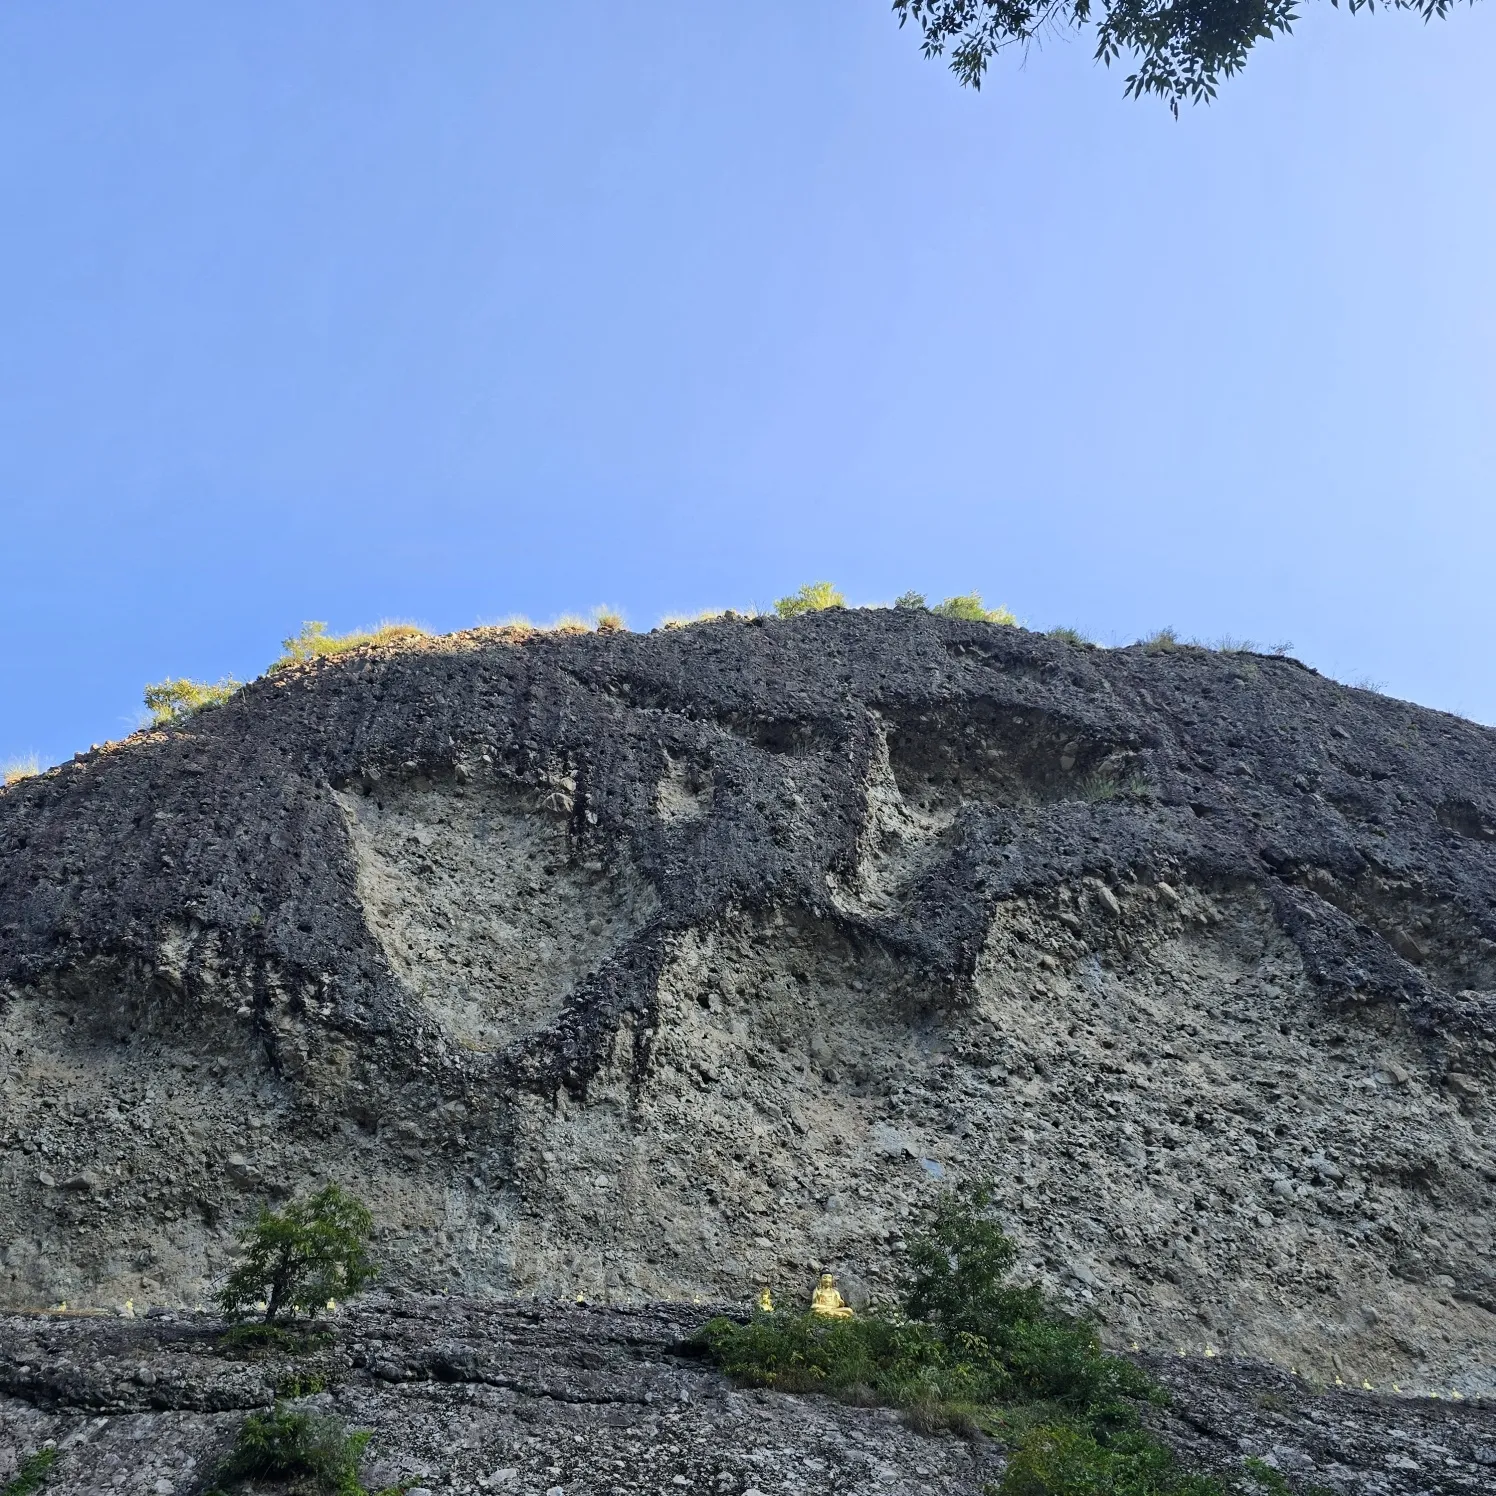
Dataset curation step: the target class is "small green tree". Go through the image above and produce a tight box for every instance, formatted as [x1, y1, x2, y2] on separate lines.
[774, 581, 846, 617]
[144, 677, 241, 727]
[219, 1184, 378, 1325]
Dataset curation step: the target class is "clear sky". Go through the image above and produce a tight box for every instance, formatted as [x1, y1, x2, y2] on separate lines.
[2, 1, 1493, 769]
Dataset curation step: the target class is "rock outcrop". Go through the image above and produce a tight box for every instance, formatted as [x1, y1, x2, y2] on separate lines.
[3, 1298, 1496, 1495]
[1, 609, 1494, 1398]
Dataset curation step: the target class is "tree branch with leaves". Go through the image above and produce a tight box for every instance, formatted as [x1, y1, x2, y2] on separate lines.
[894, 0, 1475, 113]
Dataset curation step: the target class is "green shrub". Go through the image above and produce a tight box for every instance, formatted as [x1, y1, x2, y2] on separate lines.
[774, 582, 846, 617]
[219, 1184, 377, 1325]
[205, 1403, 379, 1496]
[933, 593, 1018, 625]
[220, 1323, 334, 1354]
[694, 1181, 1253, 1495]
[272, 620, 429, 671]
[695, 1180, 1149, 1425]
[1047, 626, 1093, 646]
[1, 1448, 57, 1496]
[276, 1370, 330, 1398]
[998, 1421, 1223, 1496]
[902, 1182, 1151, 1418]
[143, 677, 241, 727]
[894, 591, 928, 610]
[1075, 769, 1151, 803]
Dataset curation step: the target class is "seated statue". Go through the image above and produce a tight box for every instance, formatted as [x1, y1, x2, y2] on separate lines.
[757, 1286, 775, 1314]
[810, 1272, 854, 1318]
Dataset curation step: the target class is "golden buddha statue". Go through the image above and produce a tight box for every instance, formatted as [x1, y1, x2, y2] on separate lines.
[757, 1287, 775, 1314]
[810, 1273, 854, 1318]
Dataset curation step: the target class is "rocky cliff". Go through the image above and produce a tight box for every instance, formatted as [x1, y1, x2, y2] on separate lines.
[2, 609, 1494, 1399]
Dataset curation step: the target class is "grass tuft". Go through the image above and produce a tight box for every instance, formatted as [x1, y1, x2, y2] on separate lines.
[1075, 769, 1151, 803]
[1139, 627, 1182, 653]
[1047, 626, 1093, 647]
[1, 1449, 57, 1496]
[2, 755, 41, 789]
[219, 1323, 334, 1355]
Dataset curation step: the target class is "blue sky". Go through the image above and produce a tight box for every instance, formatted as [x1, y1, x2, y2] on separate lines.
[2, 1, 1493, 768]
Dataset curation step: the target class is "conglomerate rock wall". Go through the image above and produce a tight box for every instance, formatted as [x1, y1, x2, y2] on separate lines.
[1, 609, 1494, 1393]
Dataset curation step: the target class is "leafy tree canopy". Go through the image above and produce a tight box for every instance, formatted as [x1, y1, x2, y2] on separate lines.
[894, 0, 1474, 112]
[219, 1184, 378, 1325]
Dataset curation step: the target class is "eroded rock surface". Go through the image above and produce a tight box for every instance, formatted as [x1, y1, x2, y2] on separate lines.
[1, 1300, 1493, 1495]
[1, 610, 1494, 1397]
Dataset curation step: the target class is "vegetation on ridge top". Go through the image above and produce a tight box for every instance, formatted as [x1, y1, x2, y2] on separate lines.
[774, 580, 848, 616]
[0, 587, 1312, 773]
[271, 619, 431, 671]
[144, 676, 241, 727]
[895, 589, 1018, 624]
[2, 755, 41, 788]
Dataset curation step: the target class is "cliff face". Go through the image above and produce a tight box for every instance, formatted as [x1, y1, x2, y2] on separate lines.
[1, 610, 1494, 1391]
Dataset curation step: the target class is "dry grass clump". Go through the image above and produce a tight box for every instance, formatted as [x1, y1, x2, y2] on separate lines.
[660, 610, 721, 629]
[1047, 626, 1094, 647]
[2, 755, 42, 788]
[659, 608, 759, 629]
[475, 611, 629, 641]
[477, 616, 537, 642]
[1139, 627, 1181, 654]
